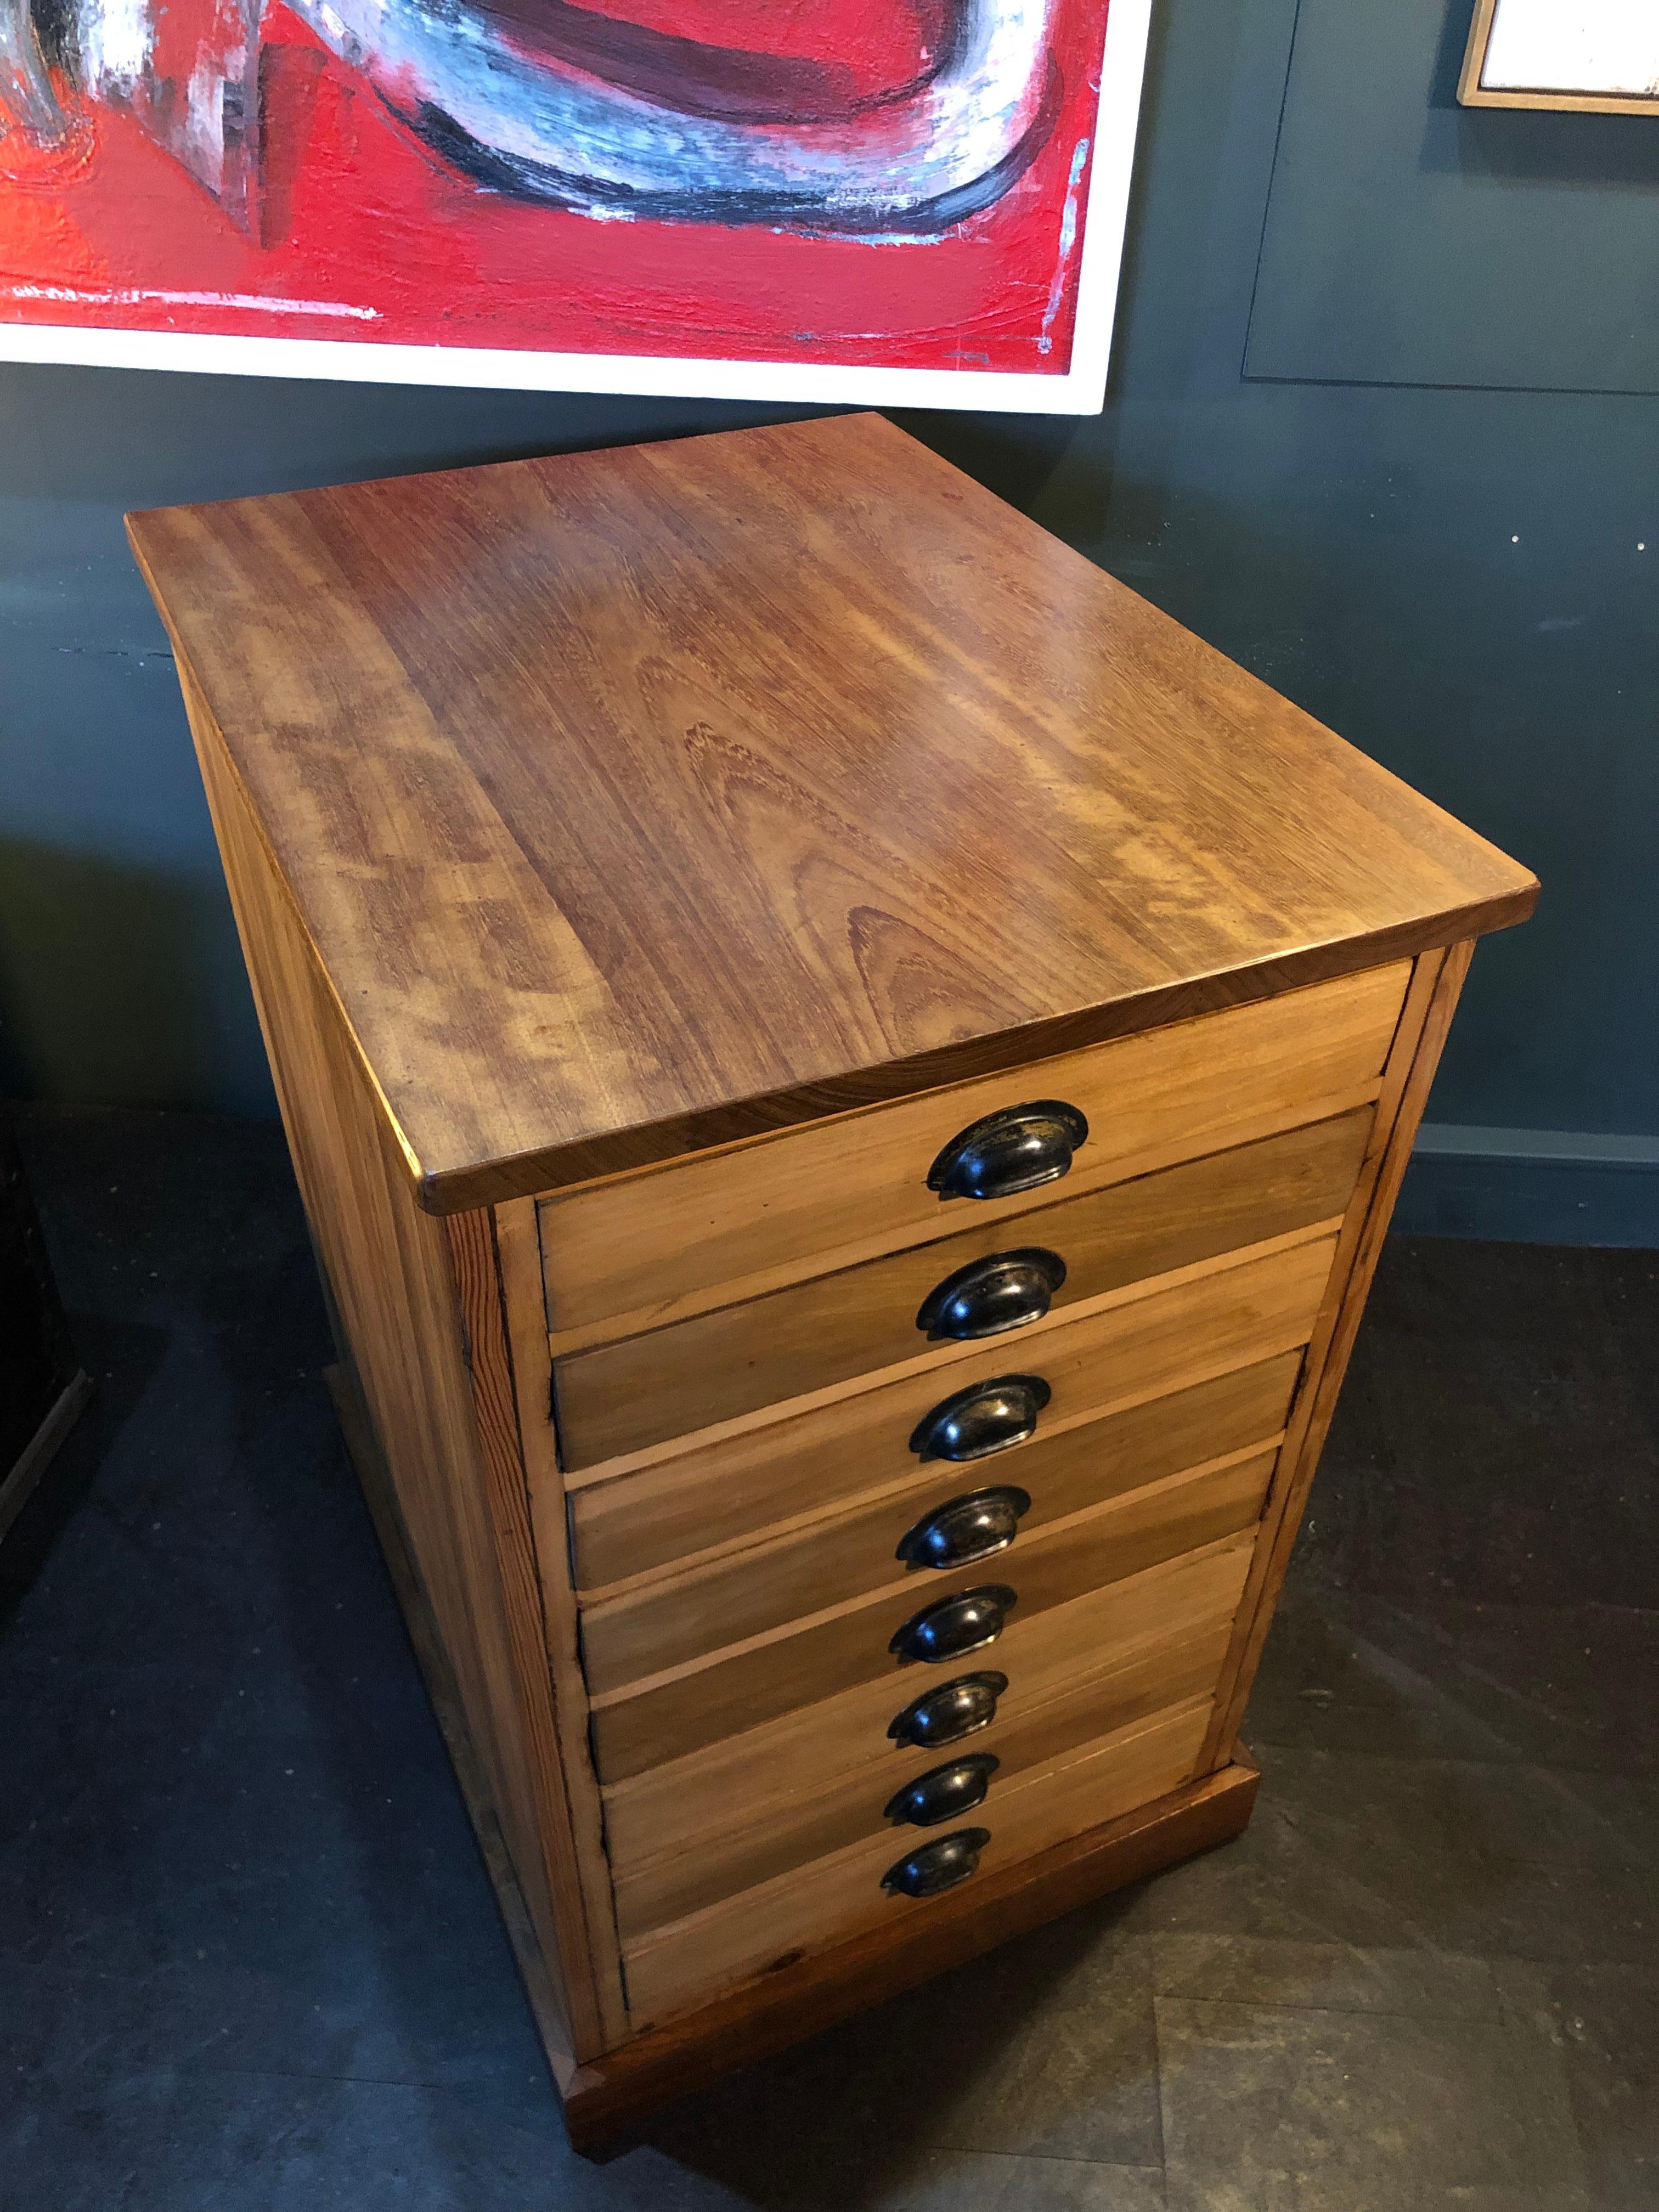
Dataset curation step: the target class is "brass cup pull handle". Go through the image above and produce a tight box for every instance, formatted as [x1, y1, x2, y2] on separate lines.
[916, 1249, 1066, 1341]
[884, 1752, 1000, 1829]
[890, 1584, 1017, 1665]
[882, 1827, 991, 1899]
[909, 1374, 1051, 1463]
[928, 1101, 1089, 1202]
[896, 1485, 1032, 1571]
[887, 1670, 1008, 1750]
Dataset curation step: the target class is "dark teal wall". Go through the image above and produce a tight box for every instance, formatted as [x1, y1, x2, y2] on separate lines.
[1, 0, 1654, 1237]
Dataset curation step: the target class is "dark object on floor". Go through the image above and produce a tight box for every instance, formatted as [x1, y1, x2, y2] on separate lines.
[1, 1102, 1655, 2210]
[0, 1097, 89, 1544]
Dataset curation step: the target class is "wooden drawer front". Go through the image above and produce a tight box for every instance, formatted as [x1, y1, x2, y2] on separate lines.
[556, 1108, 1369, 1469]
[602, 1530, 1254, 1872]
[622, 1695, 1214, 2028]
[580, 1350, 1300, 1688]
[569, 1228, 1334, 1588]
[540, 960, 1408, 1345]
[612, 1613, 1234, 1939]
[586, 1442, 1277, 1782]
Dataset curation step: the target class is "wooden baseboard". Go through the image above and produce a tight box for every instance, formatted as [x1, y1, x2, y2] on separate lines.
[562, 1754, 1257, 2152]
[0, 1369, 93, 1548]
[324, 1360, 1259, 2155]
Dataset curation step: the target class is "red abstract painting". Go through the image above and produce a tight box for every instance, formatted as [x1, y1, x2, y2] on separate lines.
[0, 0, 1149, 407]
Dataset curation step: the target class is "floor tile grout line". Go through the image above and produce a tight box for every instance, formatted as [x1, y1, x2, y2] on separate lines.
[1247, 1742, 1654, 1779]
[1150, 1949, 1171, 2193]
[1150, 1993, 1508, 2024]
[929, 2146, 1166, 2171]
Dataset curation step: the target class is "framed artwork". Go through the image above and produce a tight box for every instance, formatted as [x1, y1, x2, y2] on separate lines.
[1460, 0, 1659, 116]
[0, 0, 1150, 410]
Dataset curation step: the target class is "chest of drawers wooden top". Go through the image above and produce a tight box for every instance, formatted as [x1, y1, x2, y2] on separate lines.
[128, 413, 1535, 2148]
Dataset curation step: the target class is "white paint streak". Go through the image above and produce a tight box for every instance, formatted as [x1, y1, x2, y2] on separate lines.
[7, 284, 380, 319]
[1039, 134, 1089, 355]
[83, 0, 153, 87]
[184, 49, 236, 189]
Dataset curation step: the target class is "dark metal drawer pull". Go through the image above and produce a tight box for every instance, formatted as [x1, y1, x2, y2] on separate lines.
[896, 1485, 1032, 1571]
[890, 1584, 1017, 1665]
[882, 1827, 991, 1898]
[887, 1670, 1008, 1749]
[909, 1374, 1050, 1463]
[928, 1101, 1089, 1202]
[916, 1249, 1066, 1341]
[884, 1752, 1000, 1829]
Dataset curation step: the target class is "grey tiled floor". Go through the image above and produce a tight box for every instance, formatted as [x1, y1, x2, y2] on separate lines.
[2, 1107, 1654, 2211]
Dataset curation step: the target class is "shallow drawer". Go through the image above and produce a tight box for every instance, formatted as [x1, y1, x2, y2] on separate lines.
[585, 1440, 1277, 1781]
[539, 960, 1408, 1346]
[568, 1228, 1333, 1587]
[555, 1107, 1368, 1468]
[612, 1611, 1235, 1939]
[580, 1348, 1299, 1687]
[601, 1529, 1254, 1872]
[622, 1695, 1215, 2028]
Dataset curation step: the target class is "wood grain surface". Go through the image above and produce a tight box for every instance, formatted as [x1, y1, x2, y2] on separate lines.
[585, 1444, 1277, 1780]
[584, 1436, 1278, 1706]
[488, 1199, 632, 2050]
[538, 960, 1406, 1346]
[612, 1617, 1234, 1937]
[576, 1349, 1300, 1663]
[599, 1531, 1257, 1872]
[181, 692, 599, 2059]
[128, 415, 1535, 1214]
[442, 1210, 629, 2055]
[621, 1696, 1214, 2027]
[554, 1108, 1369, 1465]
[564, 1228, 1335, 1585]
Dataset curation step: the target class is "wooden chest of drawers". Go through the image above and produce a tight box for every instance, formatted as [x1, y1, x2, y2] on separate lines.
[128, 414, 1536, 2148]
